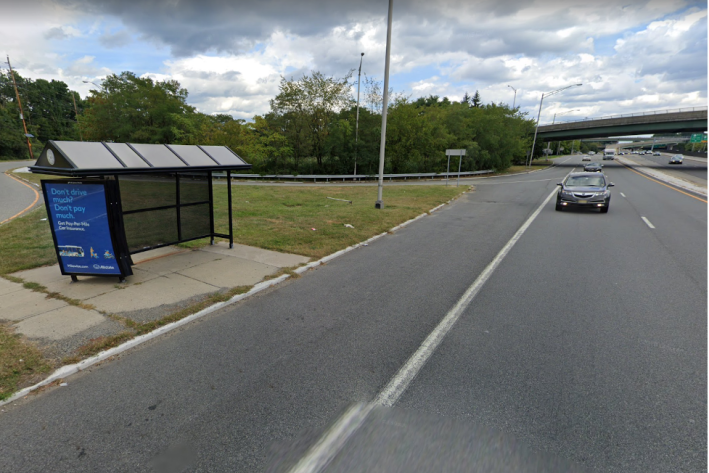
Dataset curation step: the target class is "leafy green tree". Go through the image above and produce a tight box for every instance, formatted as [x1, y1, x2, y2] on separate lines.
[471, 90, 482, 108]
[81, 72, 196, 144]
[269, 71, 353, 170]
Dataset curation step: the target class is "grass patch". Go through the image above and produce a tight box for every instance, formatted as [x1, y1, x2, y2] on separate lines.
[211, 184, 465, 259]
[0, 324, 52, 401]
[71, 331, 135, 359]
[0, 206, 57, 275]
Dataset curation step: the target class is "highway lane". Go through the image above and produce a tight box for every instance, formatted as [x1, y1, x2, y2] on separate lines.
[0, 160, 40, 224]
[0, 160, 704, 472]
[623, 152, 707, 183]
[335, 154, 705, 472]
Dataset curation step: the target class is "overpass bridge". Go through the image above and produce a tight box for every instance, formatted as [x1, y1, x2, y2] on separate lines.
[537, 107, 707, 141]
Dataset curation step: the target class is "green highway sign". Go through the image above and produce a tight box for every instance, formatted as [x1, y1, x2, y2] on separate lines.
[690, 133, 707, 143]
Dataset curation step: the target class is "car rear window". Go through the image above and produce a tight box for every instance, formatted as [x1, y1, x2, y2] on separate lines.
[566, 176, 605, 187]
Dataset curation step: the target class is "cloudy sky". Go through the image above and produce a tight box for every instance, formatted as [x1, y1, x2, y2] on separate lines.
[1, 0, 706, 124]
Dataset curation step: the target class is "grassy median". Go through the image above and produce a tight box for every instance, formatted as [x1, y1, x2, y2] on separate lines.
[1, 170, 468, 399]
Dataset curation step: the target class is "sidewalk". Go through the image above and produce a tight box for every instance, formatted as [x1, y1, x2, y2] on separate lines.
[1, 242, 309, 360]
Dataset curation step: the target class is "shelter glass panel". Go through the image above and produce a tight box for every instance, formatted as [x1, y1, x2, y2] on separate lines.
[118, 174, 176, 212]
[180, 203, 211, 240]
[169, 145, 218, 167]
[104, 143, 150, 168]
[200, 146, 246, 165]
[130, 144, 186, 168]
[123, 208, 178, 253]
[54, 141, 123, 169]
[179, 172, 210, 204]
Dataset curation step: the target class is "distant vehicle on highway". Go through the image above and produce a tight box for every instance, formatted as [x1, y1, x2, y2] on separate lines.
[603, 148, 615, 160]
[588, 151, 596, 155]
[644, 150, 653, 155]
[669, 154, 684, 164]
[556, 172, 614, 213]
[584, 162, 603, 172]
[582, 155, 591, 161]
[653, 151, 661, 156]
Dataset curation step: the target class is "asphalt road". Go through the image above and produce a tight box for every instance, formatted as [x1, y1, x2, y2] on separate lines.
[0, 157, 705, 472]
[623, 152, 707, 183]
[0, 160, 40, 223]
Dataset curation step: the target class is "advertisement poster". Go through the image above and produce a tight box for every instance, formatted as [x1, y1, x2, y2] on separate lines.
[44, 182, 122, 276]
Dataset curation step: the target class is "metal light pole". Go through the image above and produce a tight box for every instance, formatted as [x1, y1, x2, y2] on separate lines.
[507, 85, 517, 109]
[354, 52, 364, 176]
[375, 0, 393, 209]
[527, 83, 582, 167]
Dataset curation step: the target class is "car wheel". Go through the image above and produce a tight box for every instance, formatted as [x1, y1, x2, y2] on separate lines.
[600, 206, 609, 213]
[555, 200, 563, 211]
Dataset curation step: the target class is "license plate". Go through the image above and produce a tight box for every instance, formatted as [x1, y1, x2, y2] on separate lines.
[578, 200, 588, 204]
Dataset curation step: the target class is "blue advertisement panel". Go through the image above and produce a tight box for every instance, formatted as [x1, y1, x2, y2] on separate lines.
[44, 182, 121, 276]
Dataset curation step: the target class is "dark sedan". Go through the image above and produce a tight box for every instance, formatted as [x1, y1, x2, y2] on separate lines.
[556, 172, 614, 213]
[669, 154, 683, 164]
[583, 162, 603, 172]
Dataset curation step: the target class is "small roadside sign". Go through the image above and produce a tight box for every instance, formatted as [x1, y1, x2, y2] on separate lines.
[446, 149, 466, 156]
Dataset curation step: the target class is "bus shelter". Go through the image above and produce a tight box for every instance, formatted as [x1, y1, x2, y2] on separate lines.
[30, 141, 251, 282]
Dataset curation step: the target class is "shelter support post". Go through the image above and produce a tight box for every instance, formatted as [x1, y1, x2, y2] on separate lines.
[176, 174, 182, 242]
[227, 170, 233, 248]
[209, 171, 215, 245]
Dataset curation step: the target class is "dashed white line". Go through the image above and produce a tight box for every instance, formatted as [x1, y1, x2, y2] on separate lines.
[620, 192, 626, 198]
[641, 216, 655, 229]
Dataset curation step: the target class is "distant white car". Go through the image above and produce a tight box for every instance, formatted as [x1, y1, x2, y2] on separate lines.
[582, 155, 591, 161]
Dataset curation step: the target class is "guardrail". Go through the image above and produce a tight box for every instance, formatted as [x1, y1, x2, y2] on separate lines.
[214, 170, 495, 182]
[542, 106, 708, 126]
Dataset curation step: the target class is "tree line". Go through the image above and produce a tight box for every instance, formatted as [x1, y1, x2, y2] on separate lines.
[1, 69, 563, 173]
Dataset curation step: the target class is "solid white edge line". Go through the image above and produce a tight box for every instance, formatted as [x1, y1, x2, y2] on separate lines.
[374, 184, 561, 407]
[641, 216, 656, 229]
[2, 191, 470, 407]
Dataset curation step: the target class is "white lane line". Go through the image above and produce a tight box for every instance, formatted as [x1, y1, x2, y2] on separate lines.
[289, 179, 567, 473]
[288, 403, 374, 473]
[620, 192, 627, 198]
[641, 216, 655, 229]
[374, 184, 560, 407]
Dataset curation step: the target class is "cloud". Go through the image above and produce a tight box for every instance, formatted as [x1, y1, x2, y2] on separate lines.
[99, 30, 132, 48]
[0, 0, 704, 122]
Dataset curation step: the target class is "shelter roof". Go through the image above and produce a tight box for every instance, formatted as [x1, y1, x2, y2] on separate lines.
[30, 141, 251, 176]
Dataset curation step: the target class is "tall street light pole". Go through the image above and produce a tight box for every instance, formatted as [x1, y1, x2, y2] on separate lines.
[375, 0, 393, 209]
[354, 52, 364, 176]
[507, 85, 517, 109]
[527, 83, 582, 167]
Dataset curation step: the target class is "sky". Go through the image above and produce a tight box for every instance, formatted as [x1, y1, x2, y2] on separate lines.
[1, 0, 706, 124]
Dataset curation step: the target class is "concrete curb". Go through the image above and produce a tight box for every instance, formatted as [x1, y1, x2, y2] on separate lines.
[1, 190, 468, 407]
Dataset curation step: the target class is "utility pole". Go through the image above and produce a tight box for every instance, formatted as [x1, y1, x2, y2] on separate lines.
[6, 56, 34, 159]
[354, 52, 364, 176]
[71, 92, 83, 141]
[375, 0, 393, 209]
